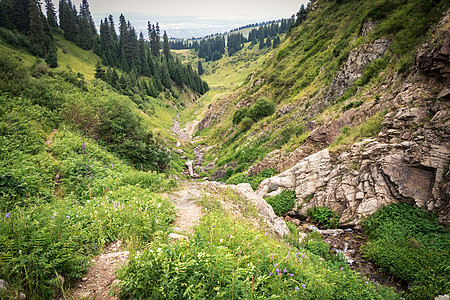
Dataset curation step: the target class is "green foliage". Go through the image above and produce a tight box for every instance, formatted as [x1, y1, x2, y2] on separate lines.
[266, 190, 296, 216]
[363, 203, 450, 299]
[330, 113, 384, 151]
[232, 107, 249, 125]
[248, 97, 276, 122]
[227, 168, 277, 191]
[307, 206, 339, 229]
[239, 116, 253, 132]
[117, 206, 401, 299]
[342, 100, 363, 111]
[0, 186, 176, 298]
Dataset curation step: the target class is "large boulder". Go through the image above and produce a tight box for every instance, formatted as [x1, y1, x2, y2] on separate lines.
[230, 183, 290, 237]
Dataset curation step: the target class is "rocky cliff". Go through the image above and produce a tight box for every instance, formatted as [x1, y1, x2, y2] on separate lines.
[255, 9, 450, 227]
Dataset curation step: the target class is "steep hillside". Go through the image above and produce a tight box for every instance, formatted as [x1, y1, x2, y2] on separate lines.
[194, 0, 450, 223]
[188, 2, 450, 298]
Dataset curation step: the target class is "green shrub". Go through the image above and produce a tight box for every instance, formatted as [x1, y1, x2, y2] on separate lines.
[232, 107, 248, 125]
[0, 186, 176, 298]
[266, 190, 296, 216]
[117, 211, 401, 300]
[227, 168, 277, 191]
[248, 97, 276, 121]
[239, 116, 253, 131]
[342, 100, 363, 111]
[307, 206, 339, 229]
[363, 203, 450, 299]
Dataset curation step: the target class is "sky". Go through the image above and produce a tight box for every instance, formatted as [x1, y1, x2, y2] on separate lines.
[62, 0, 308, 39]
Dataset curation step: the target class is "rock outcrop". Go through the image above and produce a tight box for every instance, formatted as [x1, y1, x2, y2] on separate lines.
[257, 107, 450, 226]
[326, 38, 391, 100]
[230, 183, 290, 237]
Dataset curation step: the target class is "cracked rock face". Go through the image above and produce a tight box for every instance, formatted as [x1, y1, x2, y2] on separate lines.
[326, 38, 392, 100]
[257, 133, 449, 226]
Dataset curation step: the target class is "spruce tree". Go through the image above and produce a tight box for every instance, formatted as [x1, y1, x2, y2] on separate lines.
[44, 0, 58, 28]
[197, 60, 204, 75]
[163, 31, 170, 60]
[0, 0, 13, 29]
[45, 42, 58, 68]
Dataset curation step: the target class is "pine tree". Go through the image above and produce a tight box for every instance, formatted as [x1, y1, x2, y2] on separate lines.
[0, 0, 13, 30]
[139, 32, 151, 76]
[160, 60, 171, 89]
[197, 60, 204, 75]
[148, 22, 160, 57]
[163, 31, 170, 60]
[45, 41, 58, 67]
[95, 62, 106, 80]
[77, 0, 95, 49]
[44, 0, 58, 28]
[11, 0, 30, 34]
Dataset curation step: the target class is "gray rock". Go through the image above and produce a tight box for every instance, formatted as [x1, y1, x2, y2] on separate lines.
[17, 292, 26, 300]
[230, 183, 290, 237]
[168, 233, 189, 241]
[0, 279, 8, 292]
[435, 295, 450, 300]
[326, 38, 391, 101]
[185, 160, 194, 177]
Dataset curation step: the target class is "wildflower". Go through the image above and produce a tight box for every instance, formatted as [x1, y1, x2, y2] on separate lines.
[283, 268, 287, 273]
[340, 267, 344, 270]
[220, 239, 223, 243]
[275, 268, 280, 273]
[50, 216, 55, 219]
[301, 284, 306, 288]
[266, 232, 268, 235]
[274, 263, 278, 267]
[289, 273, 294, 277]
[269, 273, 272, 276]
[295, 287, 300, 292]
[255, 236, 258, 239]
[5, 213, 10, 218]
[66, 215, 70, 219]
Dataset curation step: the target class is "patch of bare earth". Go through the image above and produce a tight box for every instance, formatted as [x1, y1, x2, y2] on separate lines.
[64, 241, 128, 300]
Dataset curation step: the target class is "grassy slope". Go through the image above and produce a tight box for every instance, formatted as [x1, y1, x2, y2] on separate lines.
[193, 0, 448, 176]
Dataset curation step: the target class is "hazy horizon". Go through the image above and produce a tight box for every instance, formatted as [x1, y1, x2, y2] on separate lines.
[56, 0, 308, 39]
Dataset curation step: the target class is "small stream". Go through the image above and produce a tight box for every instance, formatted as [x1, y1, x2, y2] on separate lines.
[171, 114, 204, 178]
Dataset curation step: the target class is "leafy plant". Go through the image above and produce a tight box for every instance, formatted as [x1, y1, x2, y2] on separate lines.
[266, 190, 296, 216]
[307, 206, 339, 229]
[363, 203, 450, 299]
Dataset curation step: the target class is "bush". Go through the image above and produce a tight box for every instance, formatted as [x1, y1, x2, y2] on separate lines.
[307, 206, 339, 229]
[363, 203, 450, 299]
[227, 168, 277, 191]
[239, 116, 253, 131]
[117, 211, 401, 300]
[266, 190, 296, 216]
[232, 107, 248, 125]
[248, 97, 276, 121]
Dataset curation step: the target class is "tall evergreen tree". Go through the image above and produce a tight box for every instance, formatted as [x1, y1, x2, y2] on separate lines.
[139, 32, 151, 76]
[44, 0, 58, 28]
[197, 60, 204, 75]
[163, 31, 170, 60]
[77, 0, 95, 49]
[148, 22, 160, 57]
[0, 0, 13, 29]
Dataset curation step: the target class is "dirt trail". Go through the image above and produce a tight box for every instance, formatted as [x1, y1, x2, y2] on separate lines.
[163, 182, 205, 234]
[64, 181, 206, 300]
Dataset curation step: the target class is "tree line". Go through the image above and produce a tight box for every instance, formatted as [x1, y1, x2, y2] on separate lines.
[0, 0, 208, 97]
